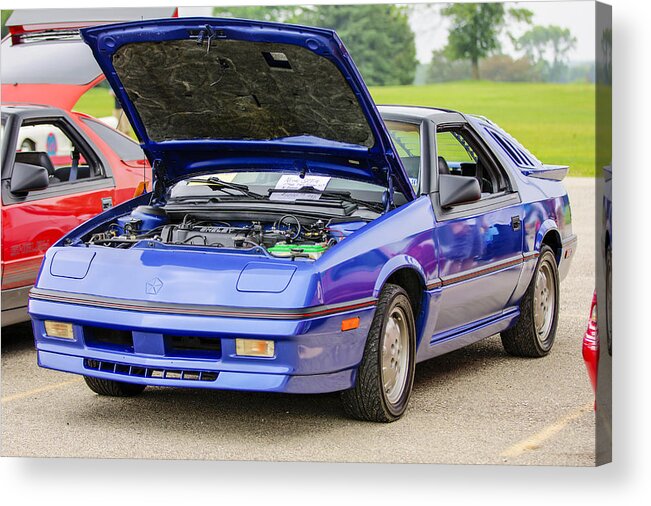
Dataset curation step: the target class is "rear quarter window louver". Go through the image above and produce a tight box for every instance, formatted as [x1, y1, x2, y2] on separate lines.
[484, 127, 539, 169]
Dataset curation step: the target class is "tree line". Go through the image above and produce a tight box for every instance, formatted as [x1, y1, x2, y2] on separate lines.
[427, 3, 589, 83]
[213, 3, 586, 85]
[212, 4, 418, 86]
[1, 5, 589, 85]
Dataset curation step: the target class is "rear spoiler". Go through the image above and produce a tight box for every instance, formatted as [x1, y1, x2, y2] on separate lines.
[521, 165, 569, 181]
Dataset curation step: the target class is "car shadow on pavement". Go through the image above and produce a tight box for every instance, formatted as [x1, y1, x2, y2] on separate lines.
[1, 322, 36, 357]
[67, 334, 512, 438]
[413, 334, 508, 392]
[73, 385, 349, 438]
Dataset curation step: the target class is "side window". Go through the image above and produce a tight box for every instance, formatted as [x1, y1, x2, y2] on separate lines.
[15, 120, 102, 185]
[437, 131, 476, 164]
[385, 120, 421, 191]
[436, 126, 509, 196]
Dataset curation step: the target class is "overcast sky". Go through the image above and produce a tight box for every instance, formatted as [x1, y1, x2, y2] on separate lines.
[179, 1, 596, 64]
[406, 1, 596, 63]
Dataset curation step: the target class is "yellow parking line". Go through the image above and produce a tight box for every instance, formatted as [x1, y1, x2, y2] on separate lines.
[1, 378, 83, 404]
[501, 402, 594, 458]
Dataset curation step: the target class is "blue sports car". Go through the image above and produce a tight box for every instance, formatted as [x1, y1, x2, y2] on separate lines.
[29, 18, 577, 422]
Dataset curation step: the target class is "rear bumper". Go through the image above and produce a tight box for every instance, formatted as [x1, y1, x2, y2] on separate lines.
[30, 296, 375, 394]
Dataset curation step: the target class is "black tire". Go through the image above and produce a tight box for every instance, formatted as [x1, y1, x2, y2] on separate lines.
[501, 245, 559, 357]
[341, 284, 416, 422]
[84, 376, 146, 397]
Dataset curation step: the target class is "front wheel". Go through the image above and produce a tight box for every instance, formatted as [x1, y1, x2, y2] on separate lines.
[84, 376, 146, 397]
[501, 245, 559, 357]
[341, 284, 416, 422]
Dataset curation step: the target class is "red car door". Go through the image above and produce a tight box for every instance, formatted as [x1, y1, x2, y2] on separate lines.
[1, 110, 119, 324]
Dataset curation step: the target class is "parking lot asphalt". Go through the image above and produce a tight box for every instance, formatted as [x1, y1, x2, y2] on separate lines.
[1, 177, 597, 465]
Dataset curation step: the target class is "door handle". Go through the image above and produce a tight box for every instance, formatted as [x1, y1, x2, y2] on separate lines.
[511, 215, 521, 231]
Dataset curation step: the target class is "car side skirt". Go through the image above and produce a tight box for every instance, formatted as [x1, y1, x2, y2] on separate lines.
[416, 307, 520, 363]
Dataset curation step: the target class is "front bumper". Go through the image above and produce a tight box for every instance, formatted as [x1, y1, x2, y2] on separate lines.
[30, 296, 375, 394]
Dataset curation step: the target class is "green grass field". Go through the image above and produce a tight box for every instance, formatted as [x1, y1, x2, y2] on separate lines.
[75, 81, 595, 176]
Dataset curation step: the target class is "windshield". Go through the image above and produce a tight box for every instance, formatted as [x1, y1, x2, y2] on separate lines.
[171, 172, 387, 200]
[167, 171, 410, 216]
[167, 119, 422, 206]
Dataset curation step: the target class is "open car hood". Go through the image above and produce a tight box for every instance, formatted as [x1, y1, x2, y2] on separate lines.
[80, 18, 414, 199]
[1, 8, 178, 110]
[1, 37, 104, 110]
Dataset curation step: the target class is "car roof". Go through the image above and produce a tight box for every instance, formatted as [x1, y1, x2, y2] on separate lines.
[2, 103, 467, 125]
[1, 103, 68, 119]
[378, 104, 460, 119]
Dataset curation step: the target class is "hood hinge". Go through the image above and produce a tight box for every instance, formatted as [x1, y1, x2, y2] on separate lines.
[385, 169, 395, 212]
[151, 159, 168, 204]
[382, 148, 398, 211]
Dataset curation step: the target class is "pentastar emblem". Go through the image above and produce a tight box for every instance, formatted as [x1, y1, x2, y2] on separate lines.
[145, 277, 163, 295]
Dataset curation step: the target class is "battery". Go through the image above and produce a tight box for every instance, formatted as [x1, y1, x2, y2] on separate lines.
[268, 243, 327, 259]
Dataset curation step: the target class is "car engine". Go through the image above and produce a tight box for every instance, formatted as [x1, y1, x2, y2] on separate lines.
[86, 205, 364, 259]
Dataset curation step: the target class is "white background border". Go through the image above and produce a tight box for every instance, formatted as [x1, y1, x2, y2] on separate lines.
[1, 0, 648, 503]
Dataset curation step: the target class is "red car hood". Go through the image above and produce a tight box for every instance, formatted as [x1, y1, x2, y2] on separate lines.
[2, 83, 104, 111]
[1, 7, 179, 110]
[1, 37, 105, 110]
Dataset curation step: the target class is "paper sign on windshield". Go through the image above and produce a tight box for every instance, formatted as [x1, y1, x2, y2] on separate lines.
[269, 175, 332, 201]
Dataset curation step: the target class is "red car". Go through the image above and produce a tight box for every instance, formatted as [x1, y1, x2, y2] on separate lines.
[582, 291, 599, 396]
[0, 10, 180, 325]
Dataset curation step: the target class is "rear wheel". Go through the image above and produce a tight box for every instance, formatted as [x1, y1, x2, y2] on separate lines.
[501, 245, 559, 357]
[341, 284, 416, 422]
[84, 376, 146, 397]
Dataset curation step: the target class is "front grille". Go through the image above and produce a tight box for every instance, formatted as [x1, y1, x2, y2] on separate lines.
[83, 359, 218, 382]
[84, 326, 134, 352]
[165, 335, 221, 358]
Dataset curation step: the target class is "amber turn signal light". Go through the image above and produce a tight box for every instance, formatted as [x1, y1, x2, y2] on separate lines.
[341, 317, 360, 331]
[44, 320, 74, 340]
[235, 339, 275, 357]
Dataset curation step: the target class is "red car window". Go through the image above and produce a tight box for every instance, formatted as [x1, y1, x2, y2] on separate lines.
[16, 122, 94, 183]
[81, 117, 145, 162]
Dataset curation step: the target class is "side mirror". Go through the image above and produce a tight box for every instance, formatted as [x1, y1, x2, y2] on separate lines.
[439, 174, 481, 208]
[10, 162, 50, 194]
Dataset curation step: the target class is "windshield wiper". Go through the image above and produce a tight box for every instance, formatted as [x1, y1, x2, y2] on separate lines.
[176, 176, 266, 200]
[267, 186, 385, 214]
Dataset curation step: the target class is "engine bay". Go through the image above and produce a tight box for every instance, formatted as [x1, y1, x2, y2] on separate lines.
[86, 205, 365, 260]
